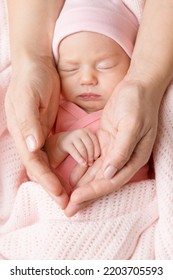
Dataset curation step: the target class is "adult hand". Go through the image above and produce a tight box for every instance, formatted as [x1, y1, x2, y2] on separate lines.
[5, 56, 69, 209]
[65, 80, 159, 216]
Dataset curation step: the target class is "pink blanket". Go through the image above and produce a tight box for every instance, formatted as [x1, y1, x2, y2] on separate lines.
[0, 0, 173, 259]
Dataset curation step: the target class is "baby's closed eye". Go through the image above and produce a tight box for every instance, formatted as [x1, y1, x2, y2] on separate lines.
[58, 62, 79, 72]
[96, 58, 118, 70]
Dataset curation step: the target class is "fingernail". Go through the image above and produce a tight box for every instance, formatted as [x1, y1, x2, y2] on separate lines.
[81, 161, 87, 167]
[65, 205, 74, 217]
[26, 135, 37, 152]
[104, 165, 118, 179]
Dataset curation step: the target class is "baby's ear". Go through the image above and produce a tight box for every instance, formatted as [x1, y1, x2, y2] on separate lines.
[69, 164, 88, 187]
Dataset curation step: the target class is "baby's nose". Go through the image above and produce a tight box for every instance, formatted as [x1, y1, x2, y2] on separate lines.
[80, 66, 98, 86]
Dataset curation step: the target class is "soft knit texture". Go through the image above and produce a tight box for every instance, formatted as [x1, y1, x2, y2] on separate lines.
[0, 0, 173, 259]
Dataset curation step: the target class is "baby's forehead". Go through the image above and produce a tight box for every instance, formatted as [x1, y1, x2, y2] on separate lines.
[58, 31, 126, 62]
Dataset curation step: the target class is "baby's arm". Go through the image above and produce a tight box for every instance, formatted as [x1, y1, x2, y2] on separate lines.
[45, 128, 101, 168]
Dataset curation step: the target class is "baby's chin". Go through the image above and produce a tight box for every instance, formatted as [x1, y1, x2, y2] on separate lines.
[77, 101, 104, 114]
[80, 105, 103, 114]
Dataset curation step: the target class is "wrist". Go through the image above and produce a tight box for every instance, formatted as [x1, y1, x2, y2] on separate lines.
[9, 31, 55, 65]
[121, 73, 163, 112]
[125, 60, 169, 106]
[10, 50, 56, 74]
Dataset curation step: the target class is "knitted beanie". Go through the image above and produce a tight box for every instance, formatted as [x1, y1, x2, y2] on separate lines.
[52, 0, 139, 62]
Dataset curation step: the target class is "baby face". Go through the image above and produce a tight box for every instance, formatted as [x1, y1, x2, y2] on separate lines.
[58, 32, 130, 113]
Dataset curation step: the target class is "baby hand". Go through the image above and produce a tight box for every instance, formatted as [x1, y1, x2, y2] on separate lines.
[59, 128, 101, 166]
[45, 128, 101, 168]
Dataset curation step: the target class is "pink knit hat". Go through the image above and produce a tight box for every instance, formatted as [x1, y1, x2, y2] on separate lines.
[52, 0, 139, 62]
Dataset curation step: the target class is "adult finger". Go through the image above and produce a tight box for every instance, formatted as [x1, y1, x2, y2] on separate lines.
[102, 124, 143, 179]
[25, 151, 69, 209]
[103, 124, 156, 179]
[5, 90, 45, 153]
[6, 114, 69, 209]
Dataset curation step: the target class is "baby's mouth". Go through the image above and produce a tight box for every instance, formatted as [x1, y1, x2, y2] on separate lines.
[78, 93, 101, 100]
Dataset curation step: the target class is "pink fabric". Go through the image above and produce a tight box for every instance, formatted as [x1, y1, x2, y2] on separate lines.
[54, 100, 102, 188]
[52, 0, 139, 61]
[0, 0, 173, 259]
[55, 100, 149, 188]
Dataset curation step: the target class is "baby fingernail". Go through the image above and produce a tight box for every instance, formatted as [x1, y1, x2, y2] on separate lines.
[104, 165, 117, 179]
[81, 160, 87, 166]
[88, 160, 93, 166]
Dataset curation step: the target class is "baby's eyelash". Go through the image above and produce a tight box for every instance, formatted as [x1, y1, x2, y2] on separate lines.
[96, 64, 116, 70]
[60, 69, 78, 72]
[58, 63, 79, 72]
[96, 59, 117, 70]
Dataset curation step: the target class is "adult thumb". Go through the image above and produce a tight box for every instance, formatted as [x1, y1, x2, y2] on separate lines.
[103, 127, 137, 179]
[6, 95, 45, 152]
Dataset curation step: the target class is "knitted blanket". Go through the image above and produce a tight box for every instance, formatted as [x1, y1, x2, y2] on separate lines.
[0, 0, 173, 259]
